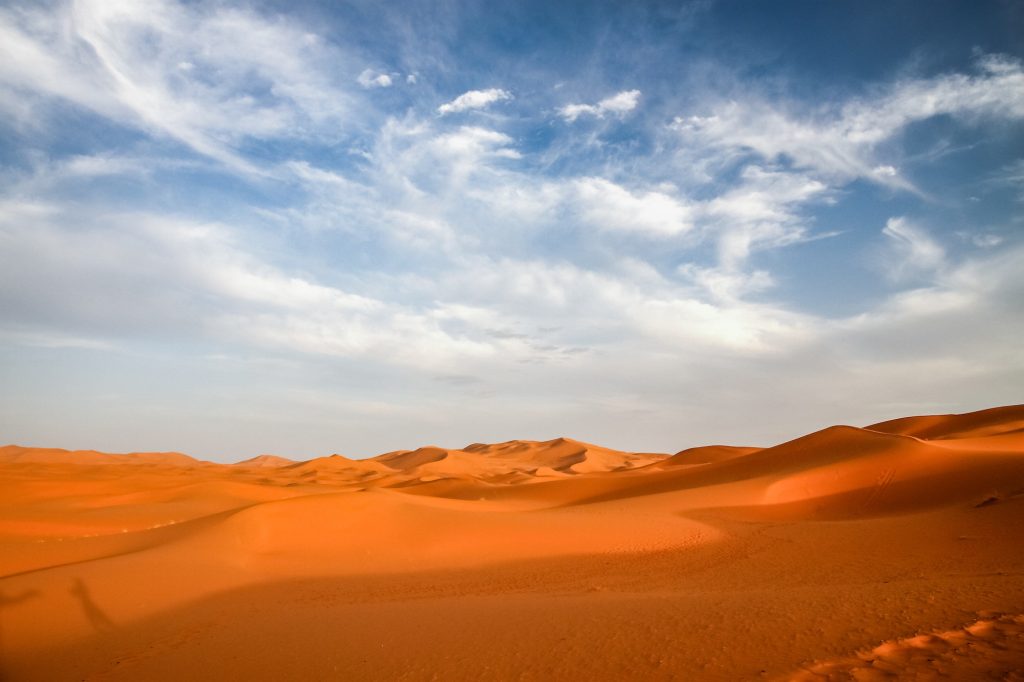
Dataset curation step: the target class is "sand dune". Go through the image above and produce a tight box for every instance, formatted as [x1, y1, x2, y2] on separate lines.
[0, 445, 201, 467]
[370, 437, 666, 483]
[234, 454, 295, 468]
[661, 443, 762, 466]
[1, 405, 1022, 680]
[867, 403, 1024, 440]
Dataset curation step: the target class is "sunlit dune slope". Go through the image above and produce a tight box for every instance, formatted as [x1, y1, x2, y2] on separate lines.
[1, 404, 1022, 681]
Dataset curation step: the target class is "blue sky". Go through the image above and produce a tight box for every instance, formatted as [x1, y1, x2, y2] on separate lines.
[1, 0, 1022, 461]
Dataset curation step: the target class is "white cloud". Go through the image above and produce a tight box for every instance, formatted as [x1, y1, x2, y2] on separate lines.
[357, 69, 393, 88]
[572, 177, 693, 236]
[1, 0, 1023, 470]
[422, 255, 810, 356]
[430, 127, 521, 159]
[559, 89, 641, 122]
[376, 124, 523, 197]
[954, 230, 1004, 249]
[0, 204, 506, 371]
[0, 0, 355, 173]
[701, 166, 829, 268]
[673, 55, 1024, 188]
[880, 217, 946, 282]
[836, 242, 1024, 373]
[678, 264, 775, 302]
[988, 159, 1024, 202]
[4, 163, 1023, 456]
[437, 88, 512, 115]
[971, 234, 1004, 248]
[599, 90, 642, 114]
[266, 120, 538, 258]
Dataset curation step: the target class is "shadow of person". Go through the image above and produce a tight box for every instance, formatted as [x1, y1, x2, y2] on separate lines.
[70, 579, 116, 633]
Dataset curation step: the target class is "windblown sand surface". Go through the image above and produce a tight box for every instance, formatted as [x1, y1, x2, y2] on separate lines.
[1, 405, 1023, 680]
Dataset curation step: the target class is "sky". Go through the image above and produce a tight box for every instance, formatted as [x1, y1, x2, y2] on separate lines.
[0, 0, 1022, 461]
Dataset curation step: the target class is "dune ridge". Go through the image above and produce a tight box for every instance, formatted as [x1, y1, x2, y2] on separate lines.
[1, 404, 1022, 680]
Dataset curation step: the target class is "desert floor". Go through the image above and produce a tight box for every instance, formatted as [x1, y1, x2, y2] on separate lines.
[1, 405, 1023, 680]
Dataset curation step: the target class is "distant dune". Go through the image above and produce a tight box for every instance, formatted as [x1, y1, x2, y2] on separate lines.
[234, 454, 296, 468]
[0, 445, 202, 467]
[1, 405, 1022, 680]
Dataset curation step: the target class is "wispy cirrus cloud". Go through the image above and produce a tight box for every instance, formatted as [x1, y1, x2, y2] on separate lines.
[880, 218, 947, 283]
[672, 55, 1024, 189]
[0, 0, 357, 172]
[701, 166, 830, 268]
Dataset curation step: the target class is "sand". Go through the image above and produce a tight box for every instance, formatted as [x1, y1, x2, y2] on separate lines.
[1, 405, 1022, 680]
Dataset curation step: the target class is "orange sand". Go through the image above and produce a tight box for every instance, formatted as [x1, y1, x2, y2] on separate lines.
[1, 405, 1022, 680]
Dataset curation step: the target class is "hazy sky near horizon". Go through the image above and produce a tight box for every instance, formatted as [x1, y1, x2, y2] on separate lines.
[1, 0, 1022, 461]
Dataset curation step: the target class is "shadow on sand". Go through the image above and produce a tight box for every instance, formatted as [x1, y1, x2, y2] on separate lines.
[70, 578, 116, 633]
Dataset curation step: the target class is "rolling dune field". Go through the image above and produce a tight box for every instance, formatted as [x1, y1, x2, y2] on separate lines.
[1, 405, 1023, 680]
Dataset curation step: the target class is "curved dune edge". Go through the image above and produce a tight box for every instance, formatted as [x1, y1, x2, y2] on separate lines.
[783, 613, 1024, 681]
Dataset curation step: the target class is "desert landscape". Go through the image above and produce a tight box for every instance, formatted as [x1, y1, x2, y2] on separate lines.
[0, 404, 1022, 680]
[3, 1, 1023, 680]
